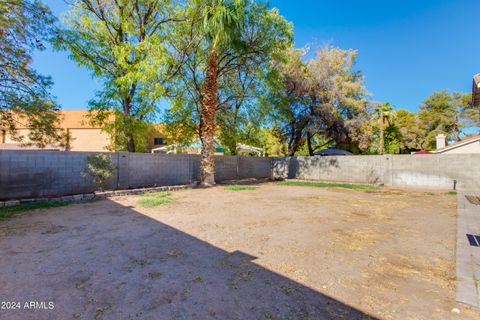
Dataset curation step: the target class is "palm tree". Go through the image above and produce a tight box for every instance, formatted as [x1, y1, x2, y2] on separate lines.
[374, 102, 394, 154]
[197, 0, 245, 186]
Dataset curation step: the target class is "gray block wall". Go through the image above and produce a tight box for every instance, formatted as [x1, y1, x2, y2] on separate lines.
[0, 151, 117, 200]
[128, 153, 197, 188]
[0, 151, 272, 200]
[273, 154, 480, 190]
[215, 156, 239, 181]
[1, 150, 479, 200]
[214, 156, 272, 182]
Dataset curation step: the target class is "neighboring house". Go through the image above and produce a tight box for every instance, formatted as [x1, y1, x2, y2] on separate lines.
[314, 148, 352, 156]
[1, 110, 110, 151]
[0, 110, 167, 152]
[473, 73, 480, 106]
[434, 134, 480, 154]
[152, 138, 225, 155]
[151, 139, 265, 156]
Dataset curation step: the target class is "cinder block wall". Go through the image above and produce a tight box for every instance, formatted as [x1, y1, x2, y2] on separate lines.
[272, 154, 480, 190]
[128, 153, 199, 188]
[0, 151, 272, 200]
[2, 151, 478, 200]
[0, 150, 117, 200]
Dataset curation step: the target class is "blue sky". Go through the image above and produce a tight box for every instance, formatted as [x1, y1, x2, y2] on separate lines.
[33, 0, 480, 113]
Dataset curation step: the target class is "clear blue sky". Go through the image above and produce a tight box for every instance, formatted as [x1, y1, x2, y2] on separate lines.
[33, 0, 480, 112]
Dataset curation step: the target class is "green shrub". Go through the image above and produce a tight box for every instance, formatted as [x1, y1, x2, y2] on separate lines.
[84, 154, 115, 191]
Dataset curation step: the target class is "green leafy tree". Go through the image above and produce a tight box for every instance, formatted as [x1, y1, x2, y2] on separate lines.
[57, 0, 182, 152]
[167, 0, 292, 184]
[270, 46, 369, 156]
[419, 90, 476, 150]
[84, 154, 115, 191]
[0, 0, 66, 147]
[258, 125, 288, 157]
[393, 109, 427, 152]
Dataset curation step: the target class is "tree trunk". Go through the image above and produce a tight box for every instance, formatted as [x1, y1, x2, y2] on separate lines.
[122, 97, 136, 153]
[307, 132, 314, 156]
[288, 128, 303, 156]
[126, 133, 135, 153]
[199, 49, 219, 186]
[379, 113, 384, 155]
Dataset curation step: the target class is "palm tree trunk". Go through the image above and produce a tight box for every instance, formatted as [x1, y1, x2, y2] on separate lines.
[379, 113, 384, 155]
[200, 49, 219, 186]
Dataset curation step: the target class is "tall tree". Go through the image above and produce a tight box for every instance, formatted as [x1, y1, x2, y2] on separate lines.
[0, 0, 65, 147]
[196, 0, 246, 185]
[166, 0, 292, 184]
[374, 102, 393, 154]
[392, 109, 427, 152]
[57, 0, 183, 152]
[271, 46, 368, 156]
[419, 90, 476, 150]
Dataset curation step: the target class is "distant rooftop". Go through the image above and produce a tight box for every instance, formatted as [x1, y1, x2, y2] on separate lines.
[435, 134, 480, 153]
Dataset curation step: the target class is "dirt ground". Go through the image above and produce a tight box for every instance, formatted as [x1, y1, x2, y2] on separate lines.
[1, 183, 479, 320]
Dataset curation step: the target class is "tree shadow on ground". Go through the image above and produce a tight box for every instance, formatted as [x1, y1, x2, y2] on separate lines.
[0, 200, 377, 320]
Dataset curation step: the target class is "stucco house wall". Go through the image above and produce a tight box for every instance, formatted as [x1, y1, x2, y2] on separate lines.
[435, 135, 480, 155]
[1, 110, 112, 152]
[437, 140, 480, 154]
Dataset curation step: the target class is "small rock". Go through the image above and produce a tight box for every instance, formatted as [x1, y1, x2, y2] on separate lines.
[94, 193, 107, 200]
[83, 194, 95, 201]
[103, 191, 114, 197]
[73, 195, 84, 202]
[451, 308, 460, 314]
[60, 196, 74, 202]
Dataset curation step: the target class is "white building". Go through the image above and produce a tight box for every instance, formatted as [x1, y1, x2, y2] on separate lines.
[434, 134, 480, 154]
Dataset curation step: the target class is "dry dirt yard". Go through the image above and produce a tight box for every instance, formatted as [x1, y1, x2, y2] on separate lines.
[1, 183, 479, 320]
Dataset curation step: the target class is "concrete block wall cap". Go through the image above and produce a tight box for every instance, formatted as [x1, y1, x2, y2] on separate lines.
[5, 200, 20, 207]
[1, 183, 196, 208]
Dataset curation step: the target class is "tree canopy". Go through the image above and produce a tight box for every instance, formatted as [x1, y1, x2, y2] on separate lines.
[0, 0, 65, 147]
[57, 0, 183, 152]
[161, 0, 292, 183]
[5, 0, 477, 159]
[268, 46, 369, 156]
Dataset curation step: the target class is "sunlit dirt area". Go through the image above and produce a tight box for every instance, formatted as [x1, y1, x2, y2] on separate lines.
[0, 183, 478, 319]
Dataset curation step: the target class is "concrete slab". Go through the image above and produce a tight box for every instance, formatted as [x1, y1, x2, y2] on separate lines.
[456, 191, 480, 307]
